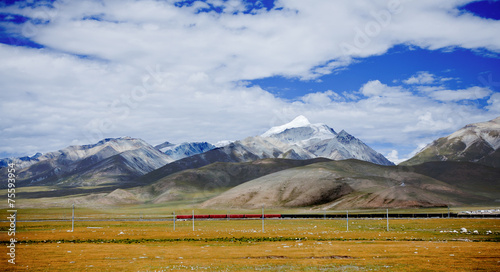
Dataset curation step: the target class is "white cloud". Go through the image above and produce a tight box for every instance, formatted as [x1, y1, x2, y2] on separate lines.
[403, 71, 436, 85]
[429, 86, 492, 101]
[386, 150, 412, 165]
[4, 0, 499, 81]
[300, 90, 343, 105]
[487, 93, 500, 113]
[1, 0, 499, 160]
[360, 80, 407, 97]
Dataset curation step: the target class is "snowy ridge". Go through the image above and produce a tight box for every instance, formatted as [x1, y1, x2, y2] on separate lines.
[447, 117, 500, 151]
[1, 137, 162, 171]
[402, 116, 500, 168]
[0, 137, 174, 187]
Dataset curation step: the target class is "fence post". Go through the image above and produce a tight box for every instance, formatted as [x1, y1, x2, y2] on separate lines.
[386, 209, 389, 232]
[262, 206, 265, 233]
[71, 204, 74, 232]
[173, 211, 176, 231]
[192, 210, 195, 231]
[346, 210, 349, 231]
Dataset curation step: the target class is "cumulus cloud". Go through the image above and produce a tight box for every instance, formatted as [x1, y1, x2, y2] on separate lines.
[487, 93, 500, 112]
[0, 0, 499, 160]
[403, 71, 437, 85]
[360, 80, 407, 97]
[429, 86, 492, 101]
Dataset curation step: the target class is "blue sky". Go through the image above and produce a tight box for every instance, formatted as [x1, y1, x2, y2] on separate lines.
[0, 0, 499, 163]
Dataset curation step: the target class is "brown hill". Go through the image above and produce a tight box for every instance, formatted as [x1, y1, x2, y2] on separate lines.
[202, 160, 492, 209]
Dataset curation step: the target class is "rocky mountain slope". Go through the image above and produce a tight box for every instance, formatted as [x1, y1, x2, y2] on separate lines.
[401, 117, 500, 167]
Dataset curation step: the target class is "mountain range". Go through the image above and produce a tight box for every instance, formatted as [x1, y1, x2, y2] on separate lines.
[0, 116, 392, 188]
[1, 116, 499, 210]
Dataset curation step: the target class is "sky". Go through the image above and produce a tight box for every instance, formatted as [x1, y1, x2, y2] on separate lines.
[0, 0, 499, 164]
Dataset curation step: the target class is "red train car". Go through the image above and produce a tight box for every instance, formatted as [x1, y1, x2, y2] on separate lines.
[244, 214, 261, 218]
[264, 214, 281, 218]
[209, 214, 227, 219]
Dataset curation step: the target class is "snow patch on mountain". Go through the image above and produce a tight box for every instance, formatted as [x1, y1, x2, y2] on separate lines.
[156, 142, 215, 161]
[119, 148, 173, 175]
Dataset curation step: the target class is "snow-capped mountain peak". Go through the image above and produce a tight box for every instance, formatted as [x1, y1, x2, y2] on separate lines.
[262, 115, 312, 137]
[261, 115, 336, 146]
[257, 116, 393, 165]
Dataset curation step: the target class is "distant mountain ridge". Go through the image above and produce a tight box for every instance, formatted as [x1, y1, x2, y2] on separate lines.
[402, 117, 500, 168]
[0, 137, 173, 187]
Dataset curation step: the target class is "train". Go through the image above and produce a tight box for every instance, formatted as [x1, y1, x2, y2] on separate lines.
[174, 213, 500, 220]
[175, 214, 281, 220]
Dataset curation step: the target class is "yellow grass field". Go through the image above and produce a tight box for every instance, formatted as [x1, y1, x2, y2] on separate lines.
[1, 215, 500, 271]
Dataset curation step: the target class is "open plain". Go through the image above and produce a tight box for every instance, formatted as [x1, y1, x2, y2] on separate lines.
[1, 208, 499, 271]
